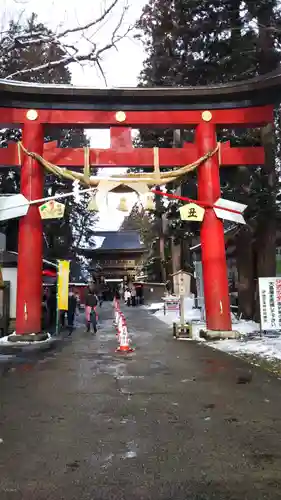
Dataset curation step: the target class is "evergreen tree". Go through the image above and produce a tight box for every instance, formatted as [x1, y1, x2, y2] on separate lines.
[0, 13, 72, 84]
[137, 0, 281, 316]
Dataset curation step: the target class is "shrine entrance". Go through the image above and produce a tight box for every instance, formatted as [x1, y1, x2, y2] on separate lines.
[0, 75, 277, 336]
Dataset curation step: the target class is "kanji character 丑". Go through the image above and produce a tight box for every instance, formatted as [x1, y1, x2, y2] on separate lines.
[188, 207, 197, 218]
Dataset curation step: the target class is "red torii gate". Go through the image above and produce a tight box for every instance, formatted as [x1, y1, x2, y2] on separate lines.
[0, 95, 273, 336]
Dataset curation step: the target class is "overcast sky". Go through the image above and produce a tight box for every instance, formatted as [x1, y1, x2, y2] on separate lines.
[2, 0, 147, 230]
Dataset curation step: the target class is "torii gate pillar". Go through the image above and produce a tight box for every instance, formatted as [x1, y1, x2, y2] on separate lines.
[16, 121, 44, 334]
[196, 118, 232, 332]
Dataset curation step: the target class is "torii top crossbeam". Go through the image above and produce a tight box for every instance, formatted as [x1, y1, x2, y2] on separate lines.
[1, 67, 281, 110]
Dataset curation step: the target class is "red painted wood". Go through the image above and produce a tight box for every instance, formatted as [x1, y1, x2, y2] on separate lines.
[110, 127, 133, 149]
[0, 105, 273, 126]
[0, 142, 265, 167]
[16, 122, 44, 335]
[0, 143, 21, 166]
[196, 121, 232, 332]
[220, 141, 265, 165]
[45, 146, 199, 168]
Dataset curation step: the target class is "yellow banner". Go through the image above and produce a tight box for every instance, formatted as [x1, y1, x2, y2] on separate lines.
[57, 260, 70, 310]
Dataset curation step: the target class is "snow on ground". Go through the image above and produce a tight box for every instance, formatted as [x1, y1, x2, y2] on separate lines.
[146, 297, 281, 363]
[145, 296, 201, 325]
[209, 336, 281, 361]
[191, 317, 261, 340]
[145, 303, 164, 311]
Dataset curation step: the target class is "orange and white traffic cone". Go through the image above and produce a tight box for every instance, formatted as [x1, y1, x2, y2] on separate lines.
[113, 297, 120, 310]
[116, 313, 124, 339]
[116, 320, 134, 353]
[114, 308, 120, 329]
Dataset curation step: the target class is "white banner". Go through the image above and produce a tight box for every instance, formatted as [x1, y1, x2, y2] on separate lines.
[258, 277, 281, 331]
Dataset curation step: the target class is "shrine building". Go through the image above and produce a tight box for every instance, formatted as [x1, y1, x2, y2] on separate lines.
[79, 230, 146, 282]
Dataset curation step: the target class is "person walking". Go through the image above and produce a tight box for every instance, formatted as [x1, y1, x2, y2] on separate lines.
[67, 288, 78, 336]
[60, 310, 66, 330]
[85, 283, 99, 333]
[131, 285, 136, 307]
[98, 287, 103, 307]
[124, 287, 131, 306]
[47, 287, 57, 332]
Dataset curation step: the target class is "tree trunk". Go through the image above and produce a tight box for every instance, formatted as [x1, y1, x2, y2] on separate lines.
[256, 2, 279, 75]
[254, 123, 276, 321]
[171, 237, 181, 274]
[256, 124, 276, 276]
[236, 226, 255, 319]
[245, 3, 278, 320]
[5, 219, 19, 251]
[256, 217, 276, 279]
[180, 238, 192, 272]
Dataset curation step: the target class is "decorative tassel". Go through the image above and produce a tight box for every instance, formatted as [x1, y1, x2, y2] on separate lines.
[153, 147, 161, 184]
[83, 146, 90, 182]
[117, 196, 129, 212]
[144, 193, 155, 211]
[87, 193, 99, 212]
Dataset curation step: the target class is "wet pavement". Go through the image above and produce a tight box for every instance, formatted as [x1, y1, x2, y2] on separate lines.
[1, 303, 281, 499]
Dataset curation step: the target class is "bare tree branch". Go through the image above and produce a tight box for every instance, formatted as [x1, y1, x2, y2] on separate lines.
[1, 0, 121, 52]
[5, 52, 96, 78]
[2, 0, 132, 82]
[5, 24, 132, 80]
[57, 0, 119, 38]
[96, 59, 108, 86]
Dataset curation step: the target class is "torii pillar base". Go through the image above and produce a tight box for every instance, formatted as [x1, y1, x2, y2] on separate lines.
[203, 330, 240, 340]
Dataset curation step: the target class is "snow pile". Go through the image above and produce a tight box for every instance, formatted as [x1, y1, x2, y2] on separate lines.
[145, 302, 164, 311]
[147, 296, 202, 325]
[209, 335, 281, 361]
[231, 317, 259, 334]
[191, 318, 260, 340]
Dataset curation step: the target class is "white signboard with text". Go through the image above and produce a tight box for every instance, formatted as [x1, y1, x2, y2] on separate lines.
[259, 277, 281, 331]
[163, 297, 180, 313]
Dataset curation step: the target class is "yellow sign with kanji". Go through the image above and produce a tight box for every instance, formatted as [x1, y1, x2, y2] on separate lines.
[39, 200, 65, 220]
[179, 203, 205, 222]
[57, 260, 70, 310]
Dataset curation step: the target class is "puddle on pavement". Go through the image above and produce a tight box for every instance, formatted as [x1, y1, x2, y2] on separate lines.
[120, 417, 137, 424]
[204, 358, 228, 374]
[149, 360, 169, 372]
[120, 441, 138, 459]
[89, 361, 127, 378]
[91, 441, 139, 469]
[100, 453, 114, 469]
